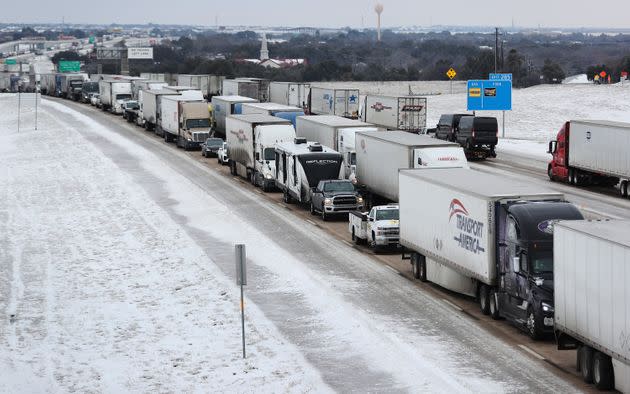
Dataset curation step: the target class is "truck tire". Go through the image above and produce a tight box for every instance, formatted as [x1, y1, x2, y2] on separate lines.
[569, 168, 576, 185]
[411, 253, 420, 279]
[547, 165, 554, 181]
[321, 209, 328, 221]
[593, 351, 614, 390]
[283, 190, 292, 204]
[411, 253, 427, 282]
[489, 289, 501, 320]
[579, 345, 594, 383]
[526, 307, 543, 340]
[620, 180, 628, 198]
[478, 284, 490, 315]
[310, 203, 317, 216]
[370, 232, 377, 252]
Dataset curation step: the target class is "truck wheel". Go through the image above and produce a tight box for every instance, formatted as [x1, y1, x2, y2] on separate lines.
[620, 180, 628, 197]
[526, 307, 543, 340]
[370, 232, 377, 252]
[479, 284, 490, 315]
[593, 351, 614, 390]
[310, 203, 317, 216]
[321, 210, 328, 221]
[229, 160, 236, 176]
[283, 190, 292, 204]
[579, 345, 594, 383]
[411, 253, 420, 279]
[351, 227, 358, 243]
[418, 256, 427, 282]
[568, 168, 576, 185]
[547, 165, 554, 181]
[489, 289, 501, 320]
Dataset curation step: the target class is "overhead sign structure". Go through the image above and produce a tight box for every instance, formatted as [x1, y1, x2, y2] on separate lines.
[446, 68, 457, 80]
[467, 79, 512, 111]
[58, 60, 81, 73]
[127, 47, 154, 60]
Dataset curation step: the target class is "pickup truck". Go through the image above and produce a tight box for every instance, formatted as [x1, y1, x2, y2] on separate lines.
[348, 204, 400, 250]
[122, 100, 140, 123]
[309, 179, 364, 221]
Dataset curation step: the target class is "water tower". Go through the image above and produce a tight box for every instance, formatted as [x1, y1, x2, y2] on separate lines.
[375, 3, 384, 42]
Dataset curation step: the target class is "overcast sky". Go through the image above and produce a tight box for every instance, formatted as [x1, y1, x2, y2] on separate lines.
[3, 0, 629, 29]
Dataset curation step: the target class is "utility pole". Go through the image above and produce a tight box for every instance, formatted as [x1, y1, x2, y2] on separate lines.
[494, 27, 499, 73]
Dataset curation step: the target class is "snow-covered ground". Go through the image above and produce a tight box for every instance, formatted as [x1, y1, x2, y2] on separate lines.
[0, 94, 330, 392]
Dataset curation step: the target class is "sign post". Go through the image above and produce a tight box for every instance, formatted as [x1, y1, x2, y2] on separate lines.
[446, 67, 457, 94]
[468, 74, 512, 138]
[235, 244, 247, 358]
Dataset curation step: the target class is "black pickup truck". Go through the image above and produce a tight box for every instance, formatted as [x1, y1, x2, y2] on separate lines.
[309, 179, 364, 221]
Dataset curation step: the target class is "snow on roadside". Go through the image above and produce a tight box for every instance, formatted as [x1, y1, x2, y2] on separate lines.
[0, 94, 330, 393]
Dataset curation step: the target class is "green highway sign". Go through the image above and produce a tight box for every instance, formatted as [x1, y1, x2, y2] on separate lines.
[89, 36, 95, 44]
[58, 60, 81, 73]
[5, 58, 16, 65]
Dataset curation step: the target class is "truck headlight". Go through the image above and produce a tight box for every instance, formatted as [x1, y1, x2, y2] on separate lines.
[541, 302, 554, 313]
[264, 173, 273, 180]
[324, 198, 333, 206]
[356, 196, 363, 204]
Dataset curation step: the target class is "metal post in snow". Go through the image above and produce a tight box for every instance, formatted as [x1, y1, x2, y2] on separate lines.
[17, 89, 21, 133]
[502, 110, 506, 138]
[35, 90, 38, 131]
[235, 244, 247, 359]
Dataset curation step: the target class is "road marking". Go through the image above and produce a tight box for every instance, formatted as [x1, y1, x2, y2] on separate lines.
[441, 299, 463, 312]
[255, 190, 263, 194]
[518, 344, 546, 360]
[277, 202, 288, 209]
[343, 240, 354, 247]
[306, 219, 317, 226]
[385, 265, 400, 275]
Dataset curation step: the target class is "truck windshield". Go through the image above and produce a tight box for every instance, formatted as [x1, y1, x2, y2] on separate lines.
[186, 119, 210, 128]
[350, 152, 356, 165]
[264, 148, 275, 161]
[116, 94, 131, 100]
[531, 251, 553, 274]
[376, 209, 399, 220]
[323, 182, 355, 192]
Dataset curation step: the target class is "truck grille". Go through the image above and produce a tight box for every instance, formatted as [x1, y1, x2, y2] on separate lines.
[381, 229, 399, 236]
[333, 196, 357, 206]
[192, 132, 209, 142]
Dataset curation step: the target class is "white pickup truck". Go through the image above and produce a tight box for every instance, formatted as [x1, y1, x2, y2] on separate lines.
[348, 204, 400, 250]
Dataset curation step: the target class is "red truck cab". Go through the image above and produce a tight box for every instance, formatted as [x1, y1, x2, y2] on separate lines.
[547, 121, 570, 182]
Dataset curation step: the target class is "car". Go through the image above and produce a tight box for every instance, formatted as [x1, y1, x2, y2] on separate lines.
[310, 179, 364, 221]
[91, 94, 101, 107]
[217, 142, 229, 165]
[201, 137, 224, 158]
[434, 113, 469, 142]
[121, 100, 140, 122]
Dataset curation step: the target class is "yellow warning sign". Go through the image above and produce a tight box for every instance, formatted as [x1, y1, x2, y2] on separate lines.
[446, 68, 457, 79]
[469, 87, 481, 97]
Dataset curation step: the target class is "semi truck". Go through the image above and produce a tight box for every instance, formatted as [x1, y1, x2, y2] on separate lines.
[211, 95, 258, 137]
[309, 86, 360, 118]
[354, 131, 468, 204]
[548, 120, 630, 197]
[241, 102, 305, 127]
[160, 96, 211, 149]
[275, 139, 344, 204]
[269, 82, 310, 107]
[554, 219, 630, 391]
[99, 79, 132, 113]
[141, 89, 180, 131]
[361, 95, 427, 133]
[222, 78, 269, 102]
[226, 114, 295, 191]
[55, 73, 88, 99]
[296, 115, 377, 179]
[176, 74, 223, 98]
[399, 168, 583, 338]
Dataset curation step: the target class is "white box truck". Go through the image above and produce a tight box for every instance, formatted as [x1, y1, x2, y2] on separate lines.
[99, 79, 132, 113]
[309, 86, 360, 118]
[177, 74, 224, 98]
[548, 120, 630, 197]
[141, 89, 180, 131]
[355, 131, 468, 203]
[160, 96, 210, 149]
[399, 168, 583, 338]
[269, 82, 310, 107]
[296, 115, 377, 179]
[554, 219, 630, 391]
[211, 95, 258, 137]
[241, 102, 305, 127]
[226, 114, 295, 191]
[222, 78, 269, 102]
[362, 95, 427, 133]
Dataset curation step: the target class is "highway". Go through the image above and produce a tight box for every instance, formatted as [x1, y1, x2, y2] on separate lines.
[46, 96, 623, 392]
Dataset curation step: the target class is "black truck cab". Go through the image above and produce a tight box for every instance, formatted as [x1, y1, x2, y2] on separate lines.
[494, 201, 584, 339]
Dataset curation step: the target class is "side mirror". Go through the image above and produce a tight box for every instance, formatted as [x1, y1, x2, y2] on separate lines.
[417, 157, 423, 166]
[513, 257, 520, 274]
[255, 152, 260, 161]
[368, 217, 374, 222]
[547, 141, 557, 154]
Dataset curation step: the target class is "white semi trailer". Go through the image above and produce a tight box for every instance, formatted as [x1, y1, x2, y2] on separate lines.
[554, 219, 630, 391]
[362, 95, 427, 133]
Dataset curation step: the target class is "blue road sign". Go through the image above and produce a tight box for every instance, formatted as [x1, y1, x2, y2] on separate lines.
[467, 80, 512, 111]
[489, 73, 513, 81]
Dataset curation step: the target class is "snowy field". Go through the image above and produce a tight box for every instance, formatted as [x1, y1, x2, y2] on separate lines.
[0, 94, 329, 392]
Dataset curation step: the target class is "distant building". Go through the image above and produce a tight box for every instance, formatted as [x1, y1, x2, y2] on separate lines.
[237, 33, 306, 69]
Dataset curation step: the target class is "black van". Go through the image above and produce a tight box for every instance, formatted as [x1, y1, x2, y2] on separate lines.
[435, 113, 469, 141]
[456, 116, 498, 157]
